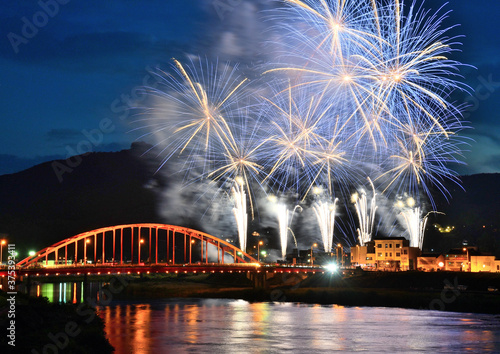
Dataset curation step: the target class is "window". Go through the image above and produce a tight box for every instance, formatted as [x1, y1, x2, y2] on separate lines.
[385, 253, 388, 257]
[389, 244, 393, 248]
[385, 244, 389, 248]
[377, 244, 382, 248]
[403, 250, 408, 255]
[396, 244, 401, 248]
[366, 257, 372, 260]
[396, 253, 400, 257]
[389, 253, 392, 257]
[378, 253, 382, 257]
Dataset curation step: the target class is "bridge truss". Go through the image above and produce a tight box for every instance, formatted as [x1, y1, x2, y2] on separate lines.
[17, 223, 258, 269]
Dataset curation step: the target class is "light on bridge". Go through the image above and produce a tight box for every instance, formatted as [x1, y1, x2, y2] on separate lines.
[324, 263, 338, 273]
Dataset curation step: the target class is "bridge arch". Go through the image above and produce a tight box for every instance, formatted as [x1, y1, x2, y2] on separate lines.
[17, 223, 258, 268]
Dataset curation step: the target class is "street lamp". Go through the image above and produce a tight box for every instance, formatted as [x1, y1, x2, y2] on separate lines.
[463, 247, 469, 272]
[257, 241, 264, 262]
[311, 243, 318, 266]
[337, 243, 343, 267]
[84, 238, 91, 264]
[0, 240, 6, 265]
[139, 239, 145, 264]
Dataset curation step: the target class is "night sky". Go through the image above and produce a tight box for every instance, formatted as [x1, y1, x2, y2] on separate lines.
[1, 0, 499, 176]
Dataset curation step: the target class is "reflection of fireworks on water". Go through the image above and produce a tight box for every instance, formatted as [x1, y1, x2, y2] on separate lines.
[352, 178, 377, 246]
[136, 0, 469, 250]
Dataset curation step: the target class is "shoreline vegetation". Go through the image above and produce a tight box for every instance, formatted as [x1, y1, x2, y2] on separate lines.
[107, 270, 500, 315]
[0, 291, 114, 353]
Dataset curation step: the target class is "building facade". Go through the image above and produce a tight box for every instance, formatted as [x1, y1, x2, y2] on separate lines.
[351, 237, 420, 271]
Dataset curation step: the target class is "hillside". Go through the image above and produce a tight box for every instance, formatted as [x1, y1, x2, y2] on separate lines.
[0, 145, 499, 258]
[0, 143, 162, 256]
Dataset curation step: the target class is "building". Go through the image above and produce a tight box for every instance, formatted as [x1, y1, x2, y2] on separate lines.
[417, 254, 445, 271]
[350, 242, 376, 269]
[470, 255, 496, 272]
[351, 237, 421, 271]
[443, 247, 480, 272]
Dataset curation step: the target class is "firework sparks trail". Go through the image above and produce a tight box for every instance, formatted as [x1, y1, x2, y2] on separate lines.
[264, 0, 469, 204]
[277, 203, 289, 259]
[312, 198, 338, 252]
[275, 203, 302, 259]
[136, 0, 469, 249]
[352, 178, 377, 246]
[396, 196, 444, 249]
[133, 57, 250, 175]
[232, 179, 248, 253]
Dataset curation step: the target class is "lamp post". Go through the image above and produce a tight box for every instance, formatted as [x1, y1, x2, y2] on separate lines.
[462, 247, 469, 272]
[84, 238, 90, 264]
[337, 243, 343, 268]
[139, 239, 145, 264]
[0, 240, 6, 265]
[311, 243, 318, 267]
[257, 241, 264, 262]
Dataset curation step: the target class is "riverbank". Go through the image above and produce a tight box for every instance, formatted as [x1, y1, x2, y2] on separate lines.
[0, 291, 114, 353]
[109, 270, 500, 314]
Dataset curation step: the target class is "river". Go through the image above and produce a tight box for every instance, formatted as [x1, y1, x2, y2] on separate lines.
[97, 299, 500, 353]
[30, 282, 500, 353]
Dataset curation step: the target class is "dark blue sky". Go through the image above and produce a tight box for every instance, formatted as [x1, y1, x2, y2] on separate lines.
[1, 0, 499, 175]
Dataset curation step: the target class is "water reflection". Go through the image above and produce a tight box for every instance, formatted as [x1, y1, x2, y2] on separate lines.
[95, 300, 500, 353]
[26, 285, 500, 353]
[29, 281, 105, 304]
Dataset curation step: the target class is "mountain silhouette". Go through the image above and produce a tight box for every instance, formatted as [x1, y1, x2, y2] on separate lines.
[1, 144, 499, 258]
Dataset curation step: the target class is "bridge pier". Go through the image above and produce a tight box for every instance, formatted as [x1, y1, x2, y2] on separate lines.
[83, 273, 89, 301]
[247, 271, 272, 289]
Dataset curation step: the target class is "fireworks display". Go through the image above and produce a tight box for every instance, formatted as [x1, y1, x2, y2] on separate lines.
[352, 179, 378, 246]
[231, 177, 248, 252]
[134, 0, 468, 256]
[312, 198, 338, 252]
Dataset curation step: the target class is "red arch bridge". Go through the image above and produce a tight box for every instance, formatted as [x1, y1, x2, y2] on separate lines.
[14, 224, 324, 277]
